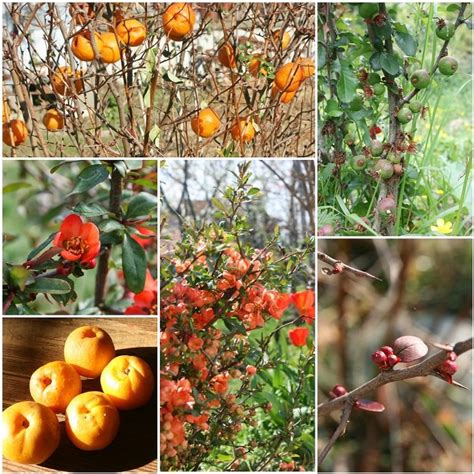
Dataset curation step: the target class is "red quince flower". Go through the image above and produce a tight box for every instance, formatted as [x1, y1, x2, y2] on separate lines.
[53, 214, 100, 264]
[291, 290, 315, 323]
[125, 269, 157, 315]
[288, 327, 310, 347]
[131, 225, 156, 248]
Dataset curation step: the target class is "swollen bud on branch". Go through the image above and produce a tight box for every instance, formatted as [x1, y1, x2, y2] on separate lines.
[392, 335, 429, 362]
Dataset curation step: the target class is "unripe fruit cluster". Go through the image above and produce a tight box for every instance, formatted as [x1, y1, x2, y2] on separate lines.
[371, 345, 401, 370]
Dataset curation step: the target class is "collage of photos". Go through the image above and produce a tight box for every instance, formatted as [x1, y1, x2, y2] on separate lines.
[0, 1, 472, 474]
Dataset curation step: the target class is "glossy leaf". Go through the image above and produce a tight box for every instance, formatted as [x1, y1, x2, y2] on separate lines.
[126, 192, 157, 219]
[72, 202, 108, 217]
[394, 30, 417, 56]
[337, 60, 358, 103]
[122, 233, 146, 293]
[69, 164, 109, 195]
[3, 182, 32, 194]
[26, 278, 72, 295]
[26, 233, 56, 261]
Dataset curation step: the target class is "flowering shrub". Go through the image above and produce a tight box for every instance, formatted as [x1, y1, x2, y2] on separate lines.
[3, 160, 157, 315]
[160, 162, 315, 470]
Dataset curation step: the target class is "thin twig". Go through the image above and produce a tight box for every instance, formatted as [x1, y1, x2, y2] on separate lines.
[318, 401, 354, 465]
[318, 337, 473, 417]
[317, 251, 382, 281]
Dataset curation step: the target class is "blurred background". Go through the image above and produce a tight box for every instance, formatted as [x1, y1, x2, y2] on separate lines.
[161, 159, 315, 269]
[318, 239, 472, 472]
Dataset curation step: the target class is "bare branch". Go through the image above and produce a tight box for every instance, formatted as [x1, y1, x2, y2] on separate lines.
[318, 337, 473, 417]
[317, 251, 382, 281]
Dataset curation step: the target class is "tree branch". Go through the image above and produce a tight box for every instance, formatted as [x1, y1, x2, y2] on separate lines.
[318, 401, 354, 465]
[317, 251, 381, 281]
[318, 337, 473, 417]
[94, 166, 123, 307]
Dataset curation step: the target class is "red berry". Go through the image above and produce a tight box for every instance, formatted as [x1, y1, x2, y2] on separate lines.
[380, 345, 394, 356]
[387, 354, 400, 367]
[438, 360, 458, 375]
[371, 350, 388, 365]
[329, 384, 348, 398]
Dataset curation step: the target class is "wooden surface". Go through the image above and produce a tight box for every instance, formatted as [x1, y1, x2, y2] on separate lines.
[3, 317, 158, 473]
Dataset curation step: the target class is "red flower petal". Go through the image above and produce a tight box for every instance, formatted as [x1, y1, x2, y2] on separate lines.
[60, 214, 83, 240]
[60, 249, 82, 262]
[79, 222, 100, 245]
[135, 290, 156, 308]
[81, 242, 101, 262]
[288, 327, 310, 347]
[125, 305, 148, 315]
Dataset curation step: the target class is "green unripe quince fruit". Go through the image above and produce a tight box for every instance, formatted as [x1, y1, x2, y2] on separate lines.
[359, 3, 379, 19]
[374, 159, 394, 179]
[367, 73, 381, 85]
[387, 152, 402, 164]
[436, 21, 455, 41]
[350, 96, 364, 111]
[410, 69, 430, 89]
[344, 134, 357, 146]
[373, 83, 385, 96]
[438, 56, 458, 76]
[409, 100, 423, 113]
[397, 107, 413, 124]
[370, 139, 384, 157]
[351, 155, 367, 171]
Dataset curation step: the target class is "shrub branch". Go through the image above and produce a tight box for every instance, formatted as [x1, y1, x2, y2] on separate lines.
[318, 337, 472, 418]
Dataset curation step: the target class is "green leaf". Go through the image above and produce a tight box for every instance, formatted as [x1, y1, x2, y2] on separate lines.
[126, 192, 157, 219]
[446, 4, 461, 12]
[122, 234, 147, 293]
[380, 52, 400, 76]
[394, 31, 417, 57]
[26, 278, 72, 295]
[336, 60, 358, 103]
[100, 219, 125, 233]
[72, 202, 108, 218]
[3, 182, 32, 194]
[163, 70, 183, 83]
[149, 125, 160, 146]
[126, 160, 144, 170]
[248, 187, 260, 196]
[370, 52, 382, 71]
[50, 160, 77, 174]
[26, 233, 56, 261]
[132, 178, 157, 190]
[211, 197, 227, 213]
[326, 99, 343, 117]
[113, 161, 128, 177]
[10, 266, 33, 291]
[69, 165, 109, 195]
[317, 41, 326, 68]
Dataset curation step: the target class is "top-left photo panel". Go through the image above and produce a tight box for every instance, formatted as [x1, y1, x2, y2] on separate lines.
[2, 2, 315, 158]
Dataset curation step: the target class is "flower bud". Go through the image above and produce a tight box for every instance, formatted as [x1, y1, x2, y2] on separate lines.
[371, 350, 388, 365]
[438, 359, 458, 375]
[380, 345, 394, 356]
[387, 354, 400, 367]
[329, 384, 348, 398]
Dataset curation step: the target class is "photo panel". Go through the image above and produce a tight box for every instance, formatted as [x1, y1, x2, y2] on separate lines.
[3, 2, 315, 158]
[2, 159, 157, 316]
[2, 317, 157, 472]
[160, 159, 315, 471]
[317, 2, 472, 236]
[318, 238, 472, 472]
